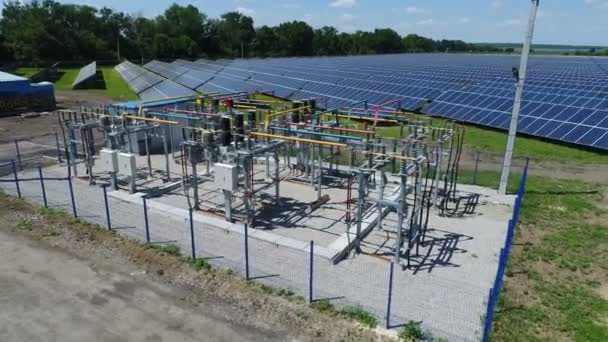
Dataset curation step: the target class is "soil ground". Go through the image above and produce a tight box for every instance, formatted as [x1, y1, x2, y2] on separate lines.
[0, 194, 391, 342]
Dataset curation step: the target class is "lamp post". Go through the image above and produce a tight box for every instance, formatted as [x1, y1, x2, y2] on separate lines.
[499, 0, 540, 195]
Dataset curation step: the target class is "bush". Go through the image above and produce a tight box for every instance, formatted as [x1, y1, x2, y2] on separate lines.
[340, 306, 378, 328]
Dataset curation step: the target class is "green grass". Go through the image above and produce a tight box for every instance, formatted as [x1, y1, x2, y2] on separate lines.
[18, 65, 138, 101]
[339, 306, 378, 328]
[15, 67, 42, 78]
[100, 66, 139, 101]
[144, 243, 181, 257]
[467, 170, 608, 341]
[53, 68, 80, 91]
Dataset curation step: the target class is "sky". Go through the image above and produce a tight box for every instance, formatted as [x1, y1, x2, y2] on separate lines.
[2, 0, 607, 46]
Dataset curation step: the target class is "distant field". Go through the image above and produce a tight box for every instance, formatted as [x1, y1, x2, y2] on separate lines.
[15, 66, 138, 102]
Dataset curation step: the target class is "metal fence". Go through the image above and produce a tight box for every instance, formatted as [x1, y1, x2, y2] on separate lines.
[481, 158, 529, 341]
[0, 138, 528, 341]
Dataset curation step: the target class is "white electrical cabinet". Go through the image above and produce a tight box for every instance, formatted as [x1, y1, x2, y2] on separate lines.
[100, 149, 118, 173]
[118, 153, 137, 178]
[214, 163, 238, 191]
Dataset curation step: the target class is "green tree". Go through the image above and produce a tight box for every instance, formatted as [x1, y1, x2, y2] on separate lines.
[218, 11, 255, 57]
[274, 21, 314, 56]
[370, 28, 404, 54]
[252, 25, 278, 57]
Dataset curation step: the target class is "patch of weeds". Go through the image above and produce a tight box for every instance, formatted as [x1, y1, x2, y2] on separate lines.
[339, 306, 378, 328]
[17, 219, 34, 231]
[398, 321, 431, 341]
[310, 299, 335, 313]
[145, 243, 181, 257]
[190, 258, 213, 272]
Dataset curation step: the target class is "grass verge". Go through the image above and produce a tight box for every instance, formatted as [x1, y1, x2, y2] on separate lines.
[456, 168, 608, 341]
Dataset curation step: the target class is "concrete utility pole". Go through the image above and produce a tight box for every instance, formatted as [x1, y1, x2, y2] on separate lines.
[499, 0, 540, 195]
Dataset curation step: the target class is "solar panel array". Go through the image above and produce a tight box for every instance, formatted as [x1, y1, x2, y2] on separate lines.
[114, 55, 608, 149]
[72, 61, 97, 88]
[115, 61, 195, 101]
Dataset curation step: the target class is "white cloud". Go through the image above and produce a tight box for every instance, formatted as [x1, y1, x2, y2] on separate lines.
[492, 1, 503, 8]
[585, 0, 608, 9]
[330, 0, 356, 8]
[498, 18, 523, 27]
[417, 19, 435, 25]
[405, 6, 425, 14]
[459, 17, 471, 24]
[235, 6, 255, 16]
[340, 13, 356, 22]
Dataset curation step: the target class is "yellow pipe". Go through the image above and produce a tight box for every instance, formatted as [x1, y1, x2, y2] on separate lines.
[250, 132, 347, 148]
[246, 98, 281, 103]
[265, 105, 312, 129]
[123, 115, 178, 125]
[235, 105, 258, 110]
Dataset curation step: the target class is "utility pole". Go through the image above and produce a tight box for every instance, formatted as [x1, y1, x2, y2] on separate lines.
[241, 40, 244, 59]
[117, 36, 121, 61]
[498, 0, 539, 195]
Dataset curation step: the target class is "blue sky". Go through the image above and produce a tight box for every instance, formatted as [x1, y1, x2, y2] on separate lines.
[2, 0, 607, 45]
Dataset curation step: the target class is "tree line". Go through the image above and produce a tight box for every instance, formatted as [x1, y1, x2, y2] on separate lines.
[0, 1, 507, 65]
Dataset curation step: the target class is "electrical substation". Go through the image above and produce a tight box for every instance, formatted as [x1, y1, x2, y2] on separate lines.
[55, 93, 510, 270]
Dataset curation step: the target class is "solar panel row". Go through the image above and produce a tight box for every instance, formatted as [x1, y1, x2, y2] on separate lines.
[115, 61, 195, 101]
[72, 61, 96, 88]
[115, 55, 608, 150]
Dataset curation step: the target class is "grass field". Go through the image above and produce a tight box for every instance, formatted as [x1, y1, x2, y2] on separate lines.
[461, 170, 608, 341]
[16, 66, 138, 101]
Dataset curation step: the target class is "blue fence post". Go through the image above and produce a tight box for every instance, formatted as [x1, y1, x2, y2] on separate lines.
[55, 132, 62, 163]
[102, 185, 111, 230]
[143, 197, 150, 243]
[38, 166, 48, 208]
[386, 262, 395, 329]
[309, 240, 314, 303]
[189, 208, 196, 260]
[67, 175, 77, 218]
[14, 140, 22, 171]
[482, 288, 494, 342]
[244, 223, 250, 280]
[12, 160, 21, 199]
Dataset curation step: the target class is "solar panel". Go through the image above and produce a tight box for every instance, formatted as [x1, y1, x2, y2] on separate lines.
[139, 80, 195, 101]
[128, 55, 608, 149]
[72, 61, 97, 89]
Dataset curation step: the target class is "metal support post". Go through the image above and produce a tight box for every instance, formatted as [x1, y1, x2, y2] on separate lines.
[38, 166, 48, 208]
[103, 185, 111, 230]
[317, 144, 322, 200]
[67, 175, 77, 218]
[191, 162, 199, 210]
[14, 140, 22, 171]
[386, 262, 394, 329]
[55, 132, 62, 163]
[189, 208, 196, 259]
[274, 152, 280, 203]
[309, 240, 314, 303]
[12, 160, 21, 198]
[244, 224, 250, 280]
[355, 172, 367, 253]
[162, 126, 171, 180]
[143, 197, 150, 243]
[144, 131, 152, 179]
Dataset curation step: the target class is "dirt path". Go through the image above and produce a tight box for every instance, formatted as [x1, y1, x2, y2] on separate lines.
[0, 195, 389, 342]
[0, 229, 287, 342]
